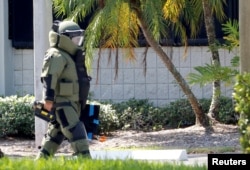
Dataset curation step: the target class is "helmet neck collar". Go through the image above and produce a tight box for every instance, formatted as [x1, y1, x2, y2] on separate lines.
[49, 31, 81, 56]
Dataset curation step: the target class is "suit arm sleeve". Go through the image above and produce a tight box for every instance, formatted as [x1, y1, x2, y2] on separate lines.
[41, 54, 66, 101]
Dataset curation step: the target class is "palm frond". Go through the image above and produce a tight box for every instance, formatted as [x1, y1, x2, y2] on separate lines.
[53, 0, 97, 21]
[162, 0, 203, 42]
[209, 0, 227, 21]
[162, 0, 185, 22]
[222, 19, 239, 48]
[188, 63, 238, 86]
[141, 0, 167, 41]
[84, 10, 104, 68]
[183, 0, 203, 38]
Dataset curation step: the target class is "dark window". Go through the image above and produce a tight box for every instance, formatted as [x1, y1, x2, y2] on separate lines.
[186, 0, 239, 46]
[139, 0, 239, 46]
[8, 0, 238, 49]
[8, 0, 33, 49]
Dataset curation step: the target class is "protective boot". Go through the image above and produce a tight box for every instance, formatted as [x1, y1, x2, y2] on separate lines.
[35, 123, 65, 160]
[65, 121, 91, 159]
[35, 149, 50, 160]
[71, 139, 91, 159]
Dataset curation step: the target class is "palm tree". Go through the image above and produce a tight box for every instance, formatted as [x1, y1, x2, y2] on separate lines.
[188, 19, 240, 120]
[132, 1, 208, 126]
[201, 0, 226, 120]
[184, 0, 227, 121]
[163, 0, 228, 121]
[52, 0, 227, 127]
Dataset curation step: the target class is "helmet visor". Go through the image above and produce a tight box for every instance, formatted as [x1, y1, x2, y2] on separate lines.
[62, 29, 84, 46]
[71, 35, 84, 46]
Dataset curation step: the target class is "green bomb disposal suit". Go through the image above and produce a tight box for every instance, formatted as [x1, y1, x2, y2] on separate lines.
[36, 22, 91, 159]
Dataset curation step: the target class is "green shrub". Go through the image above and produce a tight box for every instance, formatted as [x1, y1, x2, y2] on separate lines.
[111, 99, 163, 131]
[96, 97, 238, 133]
[0, 94, 237, 139]
[217, 96, 238, 124]
[233, 73, 250, 153]
[0, 95, 35, 138]
[160, 97, 237, 128]
[162, 99, 195, 128]
[98, 103, 120, 134]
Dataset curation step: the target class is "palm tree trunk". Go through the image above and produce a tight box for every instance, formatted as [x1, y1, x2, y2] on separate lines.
[135, 10, 209, 127]
[202, 0, 221, 120]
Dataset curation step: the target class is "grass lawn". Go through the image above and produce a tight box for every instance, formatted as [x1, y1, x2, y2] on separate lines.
[0, 156, 207, 170]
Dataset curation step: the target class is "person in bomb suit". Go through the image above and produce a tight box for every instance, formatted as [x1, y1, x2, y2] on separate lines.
[35, 20, 91, 159]
[0, 149, 4, 158]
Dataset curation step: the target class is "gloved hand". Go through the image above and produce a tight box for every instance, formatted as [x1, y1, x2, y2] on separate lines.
[43, 100, 54, 111]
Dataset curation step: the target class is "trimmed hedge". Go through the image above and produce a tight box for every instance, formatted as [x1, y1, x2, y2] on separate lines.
[0, 95, 237, 138]
[0, 95, 35, 138]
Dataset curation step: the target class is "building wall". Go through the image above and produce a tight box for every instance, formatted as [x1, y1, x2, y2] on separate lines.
[13, 46, 236, 106]
[13, 49, 34, 95]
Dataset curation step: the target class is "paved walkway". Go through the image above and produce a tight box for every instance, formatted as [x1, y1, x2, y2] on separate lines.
[183, 154, 207, 166]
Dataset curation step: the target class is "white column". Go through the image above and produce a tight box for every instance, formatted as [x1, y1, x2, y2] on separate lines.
[0, 0, 13, 96]
[239, 0, 250, 72]
[33, 0, 52, 147]
[0, 0, 5, 95]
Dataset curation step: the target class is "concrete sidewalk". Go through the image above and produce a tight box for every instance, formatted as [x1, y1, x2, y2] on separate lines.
[144, 154, 207, 167]
[183, 154, 207, 166]
[89, 150, 207, 166]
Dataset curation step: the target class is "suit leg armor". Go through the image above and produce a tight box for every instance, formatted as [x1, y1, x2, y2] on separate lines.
[35, 122, 65, 159]
[56, 104, 91, 158]
[68, 121, 90, 157]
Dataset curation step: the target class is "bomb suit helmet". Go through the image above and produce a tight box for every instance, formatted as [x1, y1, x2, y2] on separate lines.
[54, 20, 84, 46]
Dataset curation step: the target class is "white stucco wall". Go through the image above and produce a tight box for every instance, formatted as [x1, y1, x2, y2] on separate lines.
[13, 49, 34, 95]
[14, 46, 236, 106]
[89, 47, 235, 106]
